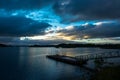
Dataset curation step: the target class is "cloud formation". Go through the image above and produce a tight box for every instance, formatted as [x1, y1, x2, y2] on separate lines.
[0, 0, 55, 10]
[53, 0, 120, 22]
[0, 0, 120, 44]
[0, 0, 120, 22]
[83, 22, 120, 38]
[0, 16, 51, 36]
[51, 22, 120, 39]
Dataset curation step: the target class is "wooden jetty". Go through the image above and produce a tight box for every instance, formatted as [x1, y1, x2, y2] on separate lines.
[47, 51, 120, 66]
[46, 55, 87, 66]
[75, 51, 120, 61]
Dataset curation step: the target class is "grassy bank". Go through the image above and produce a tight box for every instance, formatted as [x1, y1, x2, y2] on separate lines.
[92, 66, 120, 80]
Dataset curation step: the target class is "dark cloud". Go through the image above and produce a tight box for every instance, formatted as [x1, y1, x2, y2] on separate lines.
[53, 0, 120, 22]
[56, 24, 95, 37]
[0, 16, 51, 36]
[55, 22, 120, 38]
[83, 23, 120, 38]
[1, 0, 120, 22]
[0, 0, 120, 22]
[0, 0, 120, 45]
[0, 37, 16, 43]
[0, 0, 55, 10]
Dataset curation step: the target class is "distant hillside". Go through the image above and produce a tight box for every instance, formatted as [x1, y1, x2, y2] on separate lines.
[0, 43, 8, 47]
[55, 43, 120, 49]
[1, 43, 120, 49]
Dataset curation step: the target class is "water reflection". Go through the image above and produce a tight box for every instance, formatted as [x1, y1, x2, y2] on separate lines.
[0, 47, 119, 80]
[53, 48, 119, 57]
[18, 47, 95, 80]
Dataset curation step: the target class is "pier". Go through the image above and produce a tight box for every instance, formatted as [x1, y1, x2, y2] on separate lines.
[47, 51, 120, 66]
[46, 55, 87, 66]
[75, 51, 120, 61]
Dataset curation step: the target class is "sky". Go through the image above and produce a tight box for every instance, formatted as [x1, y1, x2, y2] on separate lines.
[0, 0, 120, 45]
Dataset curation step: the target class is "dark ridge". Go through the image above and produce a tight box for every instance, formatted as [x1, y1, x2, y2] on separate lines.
[55, 43, 120, 49]
[0, 43, 9, 47]
[1, 43, 120, 49]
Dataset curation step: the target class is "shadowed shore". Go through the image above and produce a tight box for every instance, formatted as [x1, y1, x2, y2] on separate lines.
[1, 43, 120, 49]
[91, 66, 120, 80]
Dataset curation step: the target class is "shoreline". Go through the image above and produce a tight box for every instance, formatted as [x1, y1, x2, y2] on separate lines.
[91, 65, 120, 80]
[0, 46, 120, 49]
[1, 43, 120, 49]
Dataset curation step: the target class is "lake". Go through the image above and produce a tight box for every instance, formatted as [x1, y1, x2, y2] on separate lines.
[0, 47, 119, 80]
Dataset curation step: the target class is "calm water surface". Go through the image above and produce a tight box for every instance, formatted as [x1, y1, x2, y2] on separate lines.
[0, 47, 119, 80]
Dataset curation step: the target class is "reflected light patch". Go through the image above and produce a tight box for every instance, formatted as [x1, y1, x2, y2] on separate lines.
[83, 35, 90, 39]
[65, 25, 74, 30]
[28, 36, 46, 40]
[55, 33, 77, 40]
[27, 33, 56, 40]
[93, 21, 117, 26]
[20, 37, 26, 40]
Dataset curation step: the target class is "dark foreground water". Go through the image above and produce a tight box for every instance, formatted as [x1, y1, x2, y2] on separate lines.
[0, 47, 119, 80]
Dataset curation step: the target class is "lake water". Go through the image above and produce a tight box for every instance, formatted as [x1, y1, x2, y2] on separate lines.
[0, 47, 119, 80]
